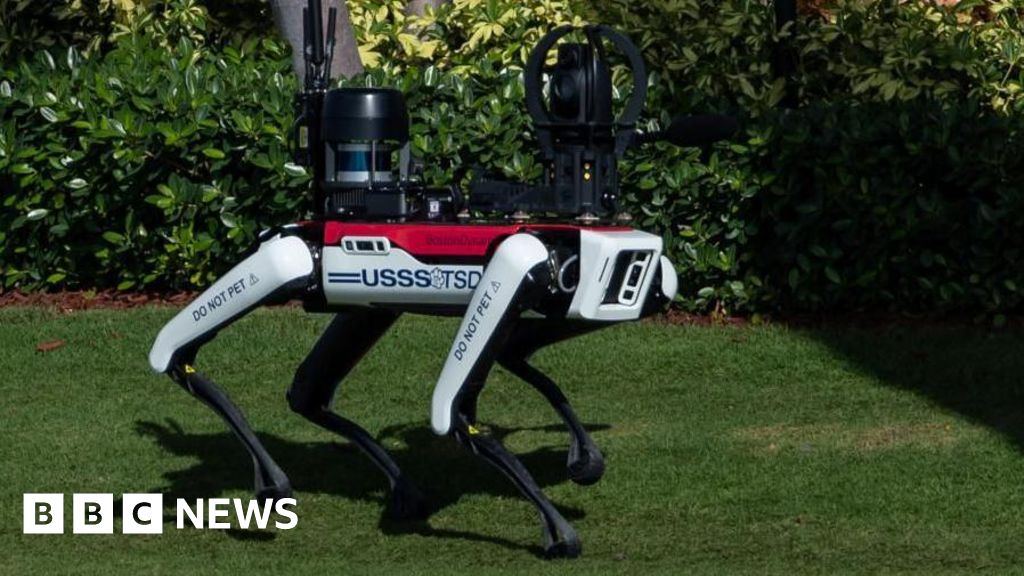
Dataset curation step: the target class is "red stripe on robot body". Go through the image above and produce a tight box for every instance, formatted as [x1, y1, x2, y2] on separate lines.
[322, 221, 628, 258]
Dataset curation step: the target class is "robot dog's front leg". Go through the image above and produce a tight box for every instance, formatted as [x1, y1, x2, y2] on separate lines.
[431, 234, 581, 558]
[149, 233, 315, 500]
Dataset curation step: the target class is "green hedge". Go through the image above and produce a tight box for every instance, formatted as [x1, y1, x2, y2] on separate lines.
[3, 0, 1024, 317]
[596, 0, 1024, 316]
[0, 0, 273, 65]
[0, 6, 305, 290]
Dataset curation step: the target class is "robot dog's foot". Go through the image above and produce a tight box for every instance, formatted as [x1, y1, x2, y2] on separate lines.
[254, 448, 293, 502]
[253, 444, 294, 498]
[385, 476, 430, 521]
[567, 442, 605, 486]
[541, 515, 581, 559]
[255, 480, 293, 503]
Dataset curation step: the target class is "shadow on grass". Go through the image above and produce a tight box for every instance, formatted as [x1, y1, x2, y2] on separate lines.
[135, 419, 607, 554]
[806, 327, 1024, 448]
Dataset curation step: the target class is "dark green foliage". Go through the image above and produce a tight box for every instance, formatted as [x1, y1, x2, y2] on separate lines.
[0, 0, 114, 63]
[0, 20, 305, 289]
[0, 0, 275, 65]
[750, 101, 1024, 314]
[3, 0, 1024, 316]
[593, 0, 1024, 316]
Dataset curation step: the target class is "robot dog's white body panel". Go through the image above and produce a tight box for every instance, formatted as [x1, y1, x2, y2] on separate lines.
[319, 227, 676, 434]
[148, 235, 314, 373]
[322, 244, 484, 307]
[320, 228, 673, 319]
[568, 229, 664, 321]
[431, 234, 551, 434]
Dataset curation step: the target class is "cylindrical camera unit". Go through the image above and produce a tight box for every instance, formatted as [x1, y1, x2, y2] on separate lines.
[321, 88, 410, 215]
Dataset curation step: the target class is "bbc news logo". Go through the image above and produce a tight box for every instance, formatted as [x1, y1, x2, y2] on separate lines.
[23, 493, 298, 534]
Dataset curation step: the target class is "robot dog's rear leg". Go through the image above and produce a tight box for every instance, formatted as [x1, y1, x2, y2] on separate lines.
[287, 308, 428, 520]
[149, 234, 317, 501]
[499, 357, 605, 486]
[171, 365, 292, 500]
[457, 356, 604, 487]
[497, 320, 608, 486]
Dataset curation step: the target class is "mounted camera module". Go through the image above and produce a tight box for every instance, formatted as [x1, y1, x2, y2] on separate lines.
[468, 26, 647, 220]
[321, 88, 414, 217]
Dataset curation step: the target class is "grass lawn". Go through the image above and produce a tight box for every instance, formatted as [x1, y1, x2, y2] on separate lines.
[2, 307, 1024, 574]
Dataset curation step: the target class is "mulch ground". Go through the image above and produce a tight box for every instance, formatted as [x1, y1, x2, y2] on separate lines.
[0, 289, 198, 311]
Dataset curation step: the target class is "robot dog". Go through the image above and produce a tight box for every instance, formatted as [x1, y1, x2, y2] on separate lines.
[148, 0, 735, 557]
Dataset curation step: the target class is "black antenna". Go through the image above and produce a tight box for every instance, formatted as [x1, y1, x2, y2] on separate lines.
[296, 0, 333, 215]
[324, 7, 337, 85]
[309, 2, 324, 69]
[302, 7, 313, 88]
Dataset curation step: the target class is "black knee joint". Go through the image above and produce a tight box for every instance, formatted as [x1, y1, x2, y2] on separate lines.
[286, 380, 325, 418]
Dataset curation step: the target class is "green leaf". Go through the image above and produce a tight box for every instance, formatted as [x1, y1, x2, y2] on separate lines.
[737, 76, 757, 99]
[102, 231, 126, 244]
[26, 209, 49, 221]
[283, 162, 307, 177]
[201, 185, 220, 202]
[145, 194, 169, 207]
[109, 118, 126, 136]
[67, 178, 88, 190]
[40, 107, 58, 123]
[424, 65, 439, 87]
[202, 148, 226, 159]
[881, 80, 900, 101]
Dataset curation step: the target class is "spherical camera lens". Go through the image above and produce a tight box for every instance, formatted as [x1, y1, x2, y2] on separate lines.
[551, 74, 579, 118]
[553, 75, 577, 101]
[558, 48, 579, 67]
